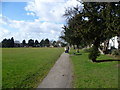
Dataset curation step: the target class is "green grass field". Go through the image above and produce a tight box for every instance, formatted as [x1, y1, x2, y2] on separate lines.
[2, 48, 63, 88]
[70, 49, 119, 88]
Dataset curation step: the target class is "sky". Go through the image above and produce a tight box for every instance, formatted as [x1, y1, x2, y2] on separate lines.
[0, 0, 82, 42]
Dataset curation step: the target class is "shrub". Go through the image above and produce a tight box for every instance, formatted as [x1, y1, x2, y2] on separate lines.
[88, 46, 100, 61]
[83, 48, 92, 53]
[111, 49, 120, 56]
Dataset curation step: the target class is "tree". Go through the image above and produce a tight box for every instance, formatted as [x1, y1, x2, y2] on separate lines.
[52, 41, 57, 47]
[35, 40, 39, 47]
[110, 2, 120, 49]
[44, 38, 50, 47]
[2, 38, 8, 47]
[40, 39, 45, 47]
[22, 40, 26, 47]
[2, 37, 14, 48]
[28, 39, 34, 47]
[61, 2, 119, 62]
[11, 37, 14, 47]
[7, 39, 11, 47]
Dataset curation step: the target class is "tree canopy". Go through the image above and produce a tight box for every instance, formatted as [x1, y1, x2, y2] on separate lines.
[61, 2, 120, 62]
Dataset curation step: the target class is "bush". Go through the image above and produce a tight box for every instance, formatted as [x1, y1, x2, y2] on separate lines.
[103, 49, 111, 54]
[111, 49, 120, 56]
[83, 48, 92, 53]
[88, 46, 100, 61]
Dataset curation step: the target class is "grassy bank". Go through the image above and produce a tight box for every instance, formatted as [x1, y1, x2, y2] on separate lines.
[70, 49, 119, 88]
[2, 48, 63, 88]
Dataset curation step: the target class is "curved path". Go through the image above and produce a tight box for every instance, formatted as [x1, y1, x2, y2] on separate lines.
[37, 52, 73, 88]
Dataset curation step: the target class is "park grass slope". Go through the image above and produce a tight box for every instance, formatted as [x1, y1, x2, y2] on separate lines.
[70, 50, 119, 88]
[2, 48, 63, 88]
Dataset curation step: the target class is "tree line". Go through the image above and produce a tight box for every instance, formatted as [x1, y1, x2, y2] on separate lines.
[1, 37, 66, 48]
[60, 1, 120, 62]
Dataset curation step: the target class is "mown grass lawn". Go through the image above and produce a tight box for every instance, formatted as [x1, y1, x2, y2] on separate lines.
[70, 49, 119, 88]
[2, 48, 63, 88]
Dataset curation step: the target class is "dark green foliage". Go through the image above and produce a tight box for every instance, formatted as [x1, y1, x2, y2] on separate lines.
[111, 49, 120, 56]
[11, 37, 14, 47]
[28, 39, 34, 47]
[35, 40, 39, 47]
[2, 37, 14, 48]
[1, 37, 62, 48]
[44, 38, 50, 47]
[40, 39, 45, 47]
[2, 39, 8, 47]
[88, 46, 100, 62]
[22, 40, 26, 47]
[52, 41, 57, 47]
[83, 48, 92, 53]
[61, 2, 120, 61]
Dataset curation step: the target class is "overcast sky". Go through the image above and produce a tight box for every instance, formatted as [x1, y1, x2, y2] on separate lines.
[0, 0, 81, 42]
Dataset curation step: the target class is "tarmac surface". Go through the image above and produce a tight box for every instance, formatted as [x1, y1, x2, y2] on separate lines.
[37, 52, 73, 88]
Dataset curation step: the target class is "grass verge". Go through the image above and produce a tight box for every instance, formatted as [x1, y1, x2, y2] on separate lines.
[70, 49, 119, 88]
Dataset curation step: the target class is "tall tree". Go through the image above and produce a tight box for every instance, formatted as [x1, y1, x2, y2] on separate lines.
[40, 39, 45, 47]
[44, 38, 50, 47]
[52, 41, 57, 47]
[22, 40, 26, 47]
[11, 37, 14, 47]
[28, 39, 34, 47]
[61, 2, 119, 62]
[35, 40, 39, 47]
[2, 38, 14, 48]
[2, 38, 8, 47]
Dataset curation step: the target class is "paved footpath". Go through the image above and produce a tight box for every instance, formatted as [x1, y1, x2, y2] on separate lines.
[37, 52, 73, 88]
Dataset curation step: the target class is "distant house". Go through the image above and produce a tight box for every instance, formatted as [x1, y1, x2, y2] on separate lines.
[14, 41, 21, 47]
[108, 36, 119, 49]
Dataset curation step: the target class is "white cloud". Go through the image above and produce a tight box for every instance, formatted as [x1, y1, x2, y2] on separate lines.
[0, 15, 10, 25]
[1, 0, 82, 42]
[26, 12, 35, 16]
[0, 27, 11, 40]
[25, 0, 81, 23]
[0, 15, 63, 42]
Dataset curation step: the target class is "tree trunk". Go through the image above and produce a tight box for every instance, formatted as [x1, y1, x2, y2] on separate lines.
[98, 48, 104, 55]
[103, 39, 109, 54]
[76, 44, 79, 53]
[73, 45, 76, 49]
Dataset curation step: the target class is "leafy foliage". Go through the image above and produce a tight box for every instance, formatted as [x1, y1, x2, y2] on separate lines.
[111, 49, 120, 56]
[61, 2, 120, 61]
[2, 37, 14, 48]
[83, 48, 92, 53]
[22, 40, 26, 47]
[88, 46, 100, 62]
